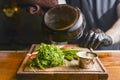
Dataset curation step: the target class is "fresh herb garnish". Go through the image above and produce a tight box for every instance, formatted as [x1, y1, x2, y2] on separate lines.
[29, 43, 64, 69]
[29, 43, 81, 69]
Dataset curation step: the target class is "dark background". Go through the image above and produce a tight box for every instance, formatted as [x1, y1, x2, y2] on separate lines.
[0, 1, 43, 50]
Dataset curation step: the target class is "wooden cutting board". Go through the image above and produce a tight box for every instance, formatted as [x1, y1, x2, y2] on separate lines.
[16, 44, 108, 80]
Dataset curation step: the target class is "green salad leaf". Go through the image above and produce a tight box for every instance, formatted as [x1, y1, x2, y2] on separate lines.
[29, 43, 64, 69]
[29, 43, 81, 69]
[62, 49, 81, 61]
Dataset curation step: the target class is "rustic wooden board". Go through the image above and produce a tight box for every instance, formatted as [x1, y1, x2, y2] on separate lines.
[16, 44, 108, 80]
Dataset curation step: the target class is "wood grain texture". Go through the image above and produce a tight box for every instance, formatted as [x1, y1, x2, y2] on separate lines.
[0, 49, 120, 80]
[16, 44, 108, 80]
[0, 51, 27, 80]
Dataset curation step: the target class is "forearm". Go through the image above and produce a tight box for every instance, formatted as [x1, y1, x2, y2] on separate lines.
[105, 18, 120, 44]
[105, 3, 120, 44]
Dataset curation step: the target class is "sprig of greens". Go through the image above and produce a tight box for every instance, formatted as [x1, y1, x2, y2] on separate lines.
[29, 43, 81, 69]
[62, 49, 81, 61]
[29, 43, 64, 69]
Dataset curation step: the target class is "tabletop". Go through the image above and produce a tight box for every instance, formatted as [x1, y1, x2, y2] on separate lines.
[0, 51, 27, 80]
[0, 50, 120, 80]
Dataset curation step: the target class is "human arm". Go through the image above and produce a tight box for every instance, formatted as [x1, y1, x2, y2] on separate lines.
[105, 3, 120, 44]
[105, 18, 120, 44]
[79, 28, 112, 49]
[78, 2, 120, 49]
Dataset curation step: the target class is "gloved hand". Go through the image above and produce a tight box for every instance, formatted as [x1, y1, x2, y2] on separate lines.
[79, 28, 113, 49]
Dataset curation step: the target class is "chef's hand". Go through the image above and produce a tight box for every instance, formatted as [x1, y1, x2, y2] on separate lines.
[17, 0, 58, 15]
[37, 0, 58, 14]
[38, 0, 58, 7]
[79, 28, 113, 49]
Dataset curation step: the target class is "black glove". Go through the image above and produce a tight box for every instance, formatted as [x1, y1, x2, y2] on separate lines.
[79, 28, 113, 49]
